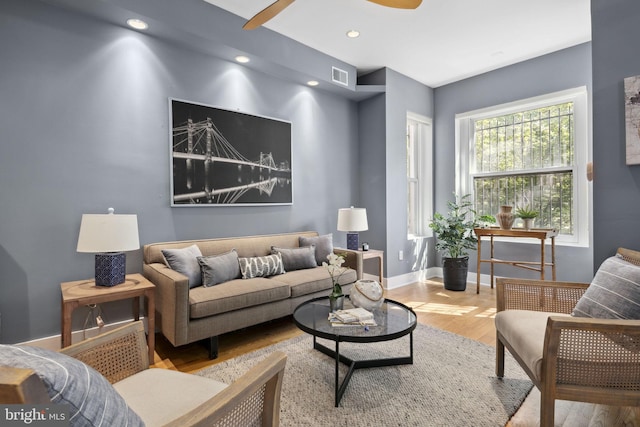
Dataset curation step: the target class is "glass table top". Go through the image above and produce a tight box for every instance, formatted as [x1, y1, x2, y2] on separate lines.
[293, 296, 417, 343]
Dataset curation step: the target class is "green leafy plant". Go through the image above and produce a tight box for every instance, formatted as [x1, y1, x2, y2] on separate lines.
[323, 252, 349, 298]
[429, 194, 496, 259]
[515, 206, 539, 219]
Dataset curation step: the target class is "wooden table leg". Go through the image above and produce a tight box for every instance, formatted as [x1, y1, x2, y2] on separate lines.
[551, 236, 556, 280]
[490, 236, 495, 288]
[61, 301, 75, 348]
[145, 289, 155, 362]
[540, 238, 546, 280]
[476, 236, 482, 294]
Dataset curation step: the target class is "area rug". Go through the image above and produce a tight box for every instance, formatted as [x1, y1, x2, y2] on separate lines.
[196, 324, 532, 426]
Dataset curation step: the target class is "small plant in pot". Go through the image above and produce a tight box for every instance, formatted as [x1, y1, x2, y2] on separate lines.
[323, 252, 349, 311]
[429, 194, 495, 291]
[515, 206, 538, 230]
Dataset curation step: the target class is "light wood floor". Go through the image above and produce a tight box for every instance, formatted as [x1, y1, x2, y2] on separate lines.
[153, 278, 639, 426]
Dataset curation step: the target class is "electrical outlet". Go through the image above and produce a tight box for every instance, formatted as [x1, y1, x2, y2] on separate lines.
[399, 250, 404, 261]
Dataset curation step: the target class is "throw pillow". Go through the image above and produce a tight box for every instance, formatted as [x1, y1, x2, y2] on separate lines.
[162, 244, 203, 288]
[198, 249, 241, 287]
[299, 233, 333, 266]
[0, 344, 144, 427]
[572, 254, 640, 319]
[271, 245, 317, 271]
[238, 253, 285, 279]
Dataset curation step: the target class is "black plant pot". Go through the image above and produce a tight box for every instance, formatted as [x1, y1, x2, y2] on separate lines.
[442, 256, 469, 291]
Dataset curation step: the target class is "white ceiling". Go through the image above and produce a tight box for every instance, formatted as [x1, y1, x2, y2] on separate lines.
[203, 0, 591, 88]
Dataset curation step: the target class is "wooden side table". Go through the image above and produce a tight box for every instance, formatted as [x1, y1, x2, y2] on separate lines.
[335, 247, 384, 284]
[474, 227, 558, 294]
[61, 273, 155, 361]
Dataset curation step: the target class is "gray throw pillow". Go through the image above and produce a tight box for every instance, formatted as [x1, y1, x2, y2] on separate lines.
[162, 244, 203, 288]
[198, 249, 241, 287]
[271, 245, 317, 271]
[0, 344, 144, 427]
[238, 253, 285, 279]
[572, 255, 640, 319]
[299, 233, 333, 266]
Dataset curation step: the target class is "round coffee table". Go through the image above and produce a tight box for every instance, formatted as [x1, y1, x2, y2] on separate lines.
[293, 296, 417, 406]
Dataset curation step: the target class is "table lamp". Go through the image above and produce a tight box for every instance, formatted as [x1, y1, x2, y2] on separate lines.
[77, 208, 140, 287]
[337, 207, 368, 250]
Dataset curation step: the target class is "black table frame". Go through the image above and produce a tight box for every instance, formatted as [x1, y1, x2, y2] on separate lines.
[293, 297, 416, 407]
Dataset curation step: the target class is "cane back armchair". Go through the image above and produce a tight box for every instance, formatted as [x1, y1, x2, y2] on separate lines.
[495, 247, 640, 427]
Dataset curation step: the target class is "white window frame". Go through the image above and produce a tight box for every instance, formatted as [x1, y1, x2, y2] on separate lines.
[407, 112, 433, 239]
[455, 87, 591, 246]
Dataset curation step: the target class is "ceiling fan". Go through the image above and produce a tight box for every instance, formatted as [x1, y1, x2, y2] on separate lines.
[243, 0, 423, 30]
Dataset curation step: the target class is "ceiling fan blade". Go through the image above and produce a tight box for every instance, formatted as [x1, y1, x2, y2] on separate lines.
[243, 0, 296, 30]
[367, 0, 422, 9]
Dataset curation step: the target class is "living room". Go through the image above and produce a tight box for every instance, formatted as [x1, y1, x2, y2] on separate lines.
[1, 0, 639, 423]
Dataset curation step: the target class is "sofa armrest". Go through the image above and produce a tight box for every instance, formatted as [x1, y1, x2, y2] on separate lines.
[143, 263, 191, 347]
[543, 316, 640, 406]
[496, 277, 589, 314]
[334, 248, 363, 280]
[59, 321, 149, 384]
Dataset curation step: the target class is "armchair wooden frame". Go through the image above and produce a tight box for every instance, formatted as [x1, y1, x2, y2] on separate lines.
[496, 248, 640, 427]
[0, 321, 287, 427]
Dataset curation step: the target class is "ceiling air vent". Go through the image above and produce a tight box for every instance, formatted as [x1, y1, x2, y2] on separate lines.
[332, 66, 349, 86]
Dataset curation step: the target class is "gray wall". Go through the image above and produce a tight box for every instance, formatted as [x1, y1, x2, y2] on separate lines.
[591, 0, 640, 267]
[0, 0, 359, 343]
[356, 68, 434, 280]
[433, 43, 594, 282]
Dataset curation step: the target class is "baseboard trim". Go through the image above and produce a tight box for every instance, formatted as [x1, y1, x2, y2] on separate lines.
[21, 317, 148, 351]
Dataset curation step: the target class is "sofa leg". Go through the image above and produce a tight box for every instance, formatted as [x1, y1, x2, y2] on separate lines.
[206, 336, 219, 360]
[496, 336, 505, 378]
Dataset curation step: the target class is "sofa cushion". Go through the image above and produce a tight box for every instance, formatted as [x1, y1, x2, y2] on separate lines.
[189, 278, 291, 318]
[0, 344, 144, 427]
[238, 253, 285, 279]
[299, 233, 333, 266]
[572, 255, 640, 319]
[114, 368, 228, 427]
[271, 245, 317, 271]
[276, 267, 357, 298]
[162, 244, 203, 288]
[495, 310, 570, 383]
[198, 249, 241, 287]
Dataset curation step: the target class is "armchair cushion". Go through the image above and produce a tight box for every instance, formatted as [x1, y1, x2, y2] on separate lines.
[113, 368, 228, 427]
[495, 310, 570, 382]
[162, 244, 203, 288]
[572, 255, 640, 319]
[0, 344, 143, 427]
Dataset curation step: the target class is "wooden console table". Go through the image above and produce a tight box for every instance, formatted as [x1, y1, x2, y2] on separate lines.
[474, 227, 558, 294]
[61, 273, 155, 361]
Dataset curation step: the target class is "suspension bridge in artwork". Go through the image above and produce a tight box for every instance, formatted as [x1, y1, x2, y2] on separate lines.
[172, 117, 291, 204]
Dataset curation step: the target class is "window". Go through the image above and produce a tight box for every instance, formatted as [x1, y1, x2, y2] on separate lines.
[407, 113, 433, 238]
[456, 87, 590, 246]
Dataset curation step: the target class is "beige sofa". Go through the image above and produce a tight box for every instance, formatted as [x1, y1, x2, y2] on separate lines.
[143, 231, 357, 358]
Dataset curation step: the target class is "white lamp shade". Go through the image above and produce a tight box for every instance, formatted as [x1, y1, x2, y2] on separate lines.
[77, 212, 140, 253]
[337, 207, 368, 232]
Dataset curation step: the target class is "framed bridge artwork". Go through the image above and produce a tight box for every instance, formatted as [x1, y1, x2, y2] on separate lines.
[169, 98, 292, 206]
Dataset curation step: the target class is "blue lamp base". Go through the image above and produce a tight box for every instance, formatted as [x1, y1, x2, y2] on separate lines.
[95, 252, 126, 287]
[346, 232, 359, 250]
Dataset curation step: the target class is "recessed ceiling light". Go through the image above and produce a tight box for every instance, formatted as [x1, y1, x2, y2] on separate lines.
[126, 19, 148, 30]
[307, 80, 319, 87]
[235, 55, 250, 63]
[346, 30, 360, 38]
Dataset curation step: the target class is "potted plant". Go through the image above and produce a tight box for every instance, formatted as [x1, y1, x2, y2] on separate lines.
[323, 252, 349, 311]
[429, 194, 495, 291]
[515, 206, 538, 230]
